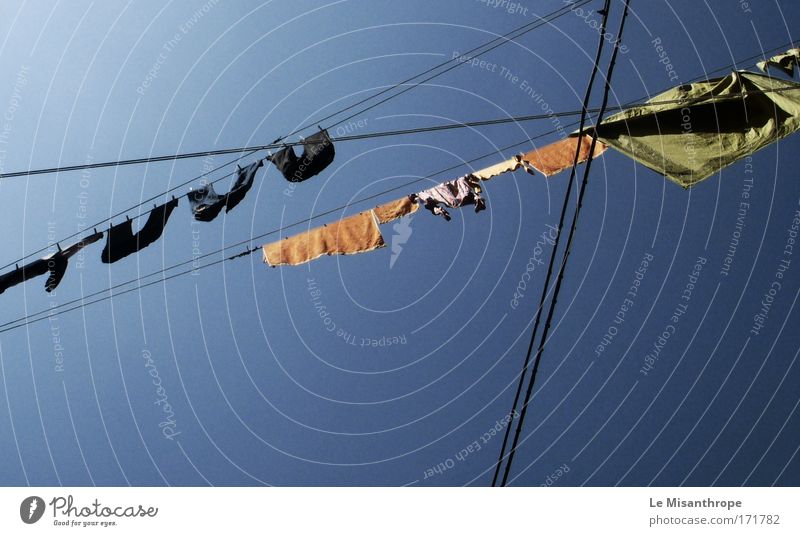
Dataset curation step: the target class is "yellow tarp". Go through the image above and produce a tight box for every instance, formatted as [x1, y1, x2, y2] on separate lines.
[593, 71, 800, 188]
[758, 48, 800, 77]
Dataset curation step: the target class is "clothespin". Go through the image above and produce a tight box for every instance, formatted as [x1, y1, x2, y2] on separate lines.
[227, 249, 252, 260]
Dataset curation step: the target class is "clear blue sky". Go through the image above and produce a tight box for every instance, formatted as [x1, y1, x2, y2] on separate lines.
[0, 0, 798, 486]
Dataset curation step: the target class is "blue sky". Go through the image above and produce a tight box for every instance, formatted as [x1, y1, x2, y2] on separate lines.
[0, 0, 798, 486]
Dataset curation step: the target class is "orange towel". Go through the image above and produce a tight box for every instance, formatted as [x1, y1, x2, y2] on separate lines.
[519, 135, 607, 177]
[263, 211, 386, 267]
[373, 196, 419, 224]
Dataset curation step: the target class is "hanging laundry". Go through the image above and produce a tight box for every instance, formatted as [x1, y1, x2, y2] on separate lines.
[0, 232, 104, 294]
[188, 160, 263, 222]
[262, 211, 385, 267]
[101, 198, 179, 263]
[48, 232, 104, 291]
[519, 135, 607, 177]
[471, 156, 528, 181]
[411, 176, 485, 221]
[224, 160, 263, 213]
[591, 71, 800, 188]
[758, 48, 800, 78]
[0, 257, 51, 295]
[373, 196, 419, 224]
[188, 184, 225, 222]
[267, 129, 335, 183]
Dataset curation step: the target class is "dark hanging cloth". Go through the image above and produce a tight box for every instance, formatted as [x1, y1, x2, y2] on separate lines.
[101, 219, 135, 264]
[188, 184, 225, 223]
[44, 256, 69, 293]
[0, 231, 104, 294]
[224, 159, 263, 213]
[188, 160, 263, 222]
[101, 198, 179, 263]
[0, 259, 49, 295]
[267, 129, 335, 182]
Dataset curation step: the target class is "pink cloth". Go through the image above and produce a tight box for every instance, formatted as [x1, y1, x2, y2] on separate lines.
[412, 176, 484, 221]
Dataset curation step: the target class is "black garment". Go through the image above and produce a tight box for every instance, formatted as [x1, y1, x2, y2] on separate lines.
[101, 198, 179, 263]
[188, 184, 225, 222]
[188, 160, 263, 222]
[267, 129, 335, 182]
[224, 160, 262, 213]
[0, 231, 104, 294]
[44, 256, 68, 293]
[0, 259, 49, 295]
[101, 219, 136, 264]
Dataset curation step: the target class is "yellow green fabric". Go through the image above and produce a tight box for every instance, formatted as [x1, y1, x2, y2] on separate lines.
[593, 71, 800, 188]
[758, 48, 800, 77]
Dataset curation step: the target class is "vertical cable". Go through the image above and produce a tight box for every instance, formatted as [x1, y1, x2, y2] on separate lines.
[499, 0, 632, 487]
[491, 0, 613, 486]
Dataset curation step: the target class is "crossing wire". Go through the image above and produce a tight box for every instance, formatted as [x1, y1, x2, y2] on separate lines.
[498, 0, 632, 487]
[491, 0, 612, 487]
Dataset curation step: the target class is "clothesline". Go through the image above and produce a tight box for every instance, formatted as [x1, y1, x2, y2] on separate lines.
[2, 43, 799, 327]
[1, 36, 794, 272]
[2, 80, 795, 270]
[3, 77, 800, 282]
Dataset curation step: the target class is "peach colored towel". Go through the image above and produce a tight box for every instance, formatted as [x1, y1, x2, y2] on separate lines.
[519, 135, 607, 177]
[471, 157, 528, 181]
[373, 196, 419, 224]
[263, 211, 386, 267]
